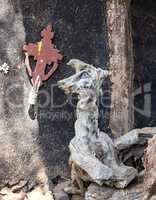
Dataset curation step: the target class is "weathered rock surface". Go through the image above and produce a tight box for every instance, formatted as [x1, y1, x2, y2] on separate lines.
[0, 0, 108, 183]
[19, 0, 108, 176]
[54, 191, 69, 200]
[27, 186, 54, 200]
[0, 169, 53, 199]
[71, 194, 84, 200]
[0, 186, 54, 200]
[85, 177, 144, 200]
[131, 0, 156, 128]
[53, 181, 70, 200]
[0, 0, 49, 190]
[58, 59, 138, 191]
[143, 135, 156, 199]
[1, 192, 26, 200]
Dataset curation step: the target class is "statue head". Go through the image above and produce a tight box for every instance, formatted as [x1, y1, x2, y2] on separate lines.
[58, 59, 110, 95]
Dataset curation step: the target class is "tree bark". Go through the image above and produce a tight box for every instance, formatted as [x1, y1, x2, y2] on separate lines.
[106, 0, 134, 137]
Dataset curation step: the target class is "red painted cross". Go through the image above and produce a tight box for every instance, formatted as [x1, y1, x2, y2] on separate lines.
[23, 24, 63, 85]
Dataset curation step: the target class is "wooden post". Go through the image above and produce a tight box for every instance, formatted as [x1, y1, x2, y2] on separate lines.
[106, 0, 134, 136]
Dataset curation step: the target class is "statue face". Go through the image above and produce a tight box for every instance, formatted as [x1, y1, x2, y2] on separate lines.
[58, 69, 94, 94]
[58, 59, 110, 94]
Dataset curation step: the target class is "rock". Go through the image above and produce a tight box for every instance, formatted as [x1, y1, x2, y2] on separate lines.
[114, 129, 140, 151]
[143, 135, 156, 199]
[54, 191, 69, 200]
[17, 0, 108, 178]
[0, 0, 106, 191]
[53, 181, 70, 193]
[0, 0, 48, 191]
[27, 186, 54, 200]
[71, 194, 84, 200]
[0, 180, 27, 195]
[1, 191, 27, 200]
[0, 185, 54, 200]
[53, 181, 70, 200]
[85, 184, 113, 200]
[85, 179, 144, 200]
[50, 176, 67, 187]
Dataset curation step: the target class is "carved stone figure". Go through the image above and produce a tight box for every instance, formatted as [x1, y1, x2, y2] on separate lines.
[58, 59, 138, 193]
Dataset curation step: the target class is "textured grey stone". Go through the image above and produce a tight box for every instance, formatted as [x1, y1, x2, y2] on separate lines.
[58, 60, 137, 189]
[54, 191, 69, 200]
[53, 181, 70, 193]
[53, 181, 70, 200]
[143, 136, 156, 199]
[85, 181, 144, 200]
[0, 0, 47, 190]
[19, 0, 108, 177]
[0, 0, 108, 183]
[72, 195, 84, 200]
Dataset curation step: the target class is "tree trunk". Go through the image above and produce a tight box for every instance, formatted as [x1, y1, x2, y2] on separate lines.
[106, 0, 134, 137]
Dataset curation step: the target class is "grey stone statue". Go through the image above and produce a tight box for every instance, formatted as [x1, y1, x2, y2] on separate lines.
[58, 59, 139, 194]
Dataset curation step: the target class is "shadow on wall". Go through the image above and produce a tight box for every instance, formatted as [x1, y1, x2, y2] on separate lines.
[11, 0, 109, 176]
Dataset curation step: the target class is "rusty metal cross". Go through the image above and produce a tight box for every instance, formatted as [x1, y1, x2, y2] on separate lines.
[23, 24, 63, 86]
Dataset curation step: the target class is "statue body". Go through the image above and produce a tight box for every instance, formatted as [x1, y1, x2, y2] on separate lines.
[58, 59, 138, 193]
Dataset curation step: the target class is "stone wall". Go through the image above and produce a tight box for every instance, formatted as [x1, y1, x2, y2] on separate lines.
[0, 0, 108, 186]
[0, 0, 43, 188]
[131, 0, 156, 128]
[1, 0, 148, 186]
